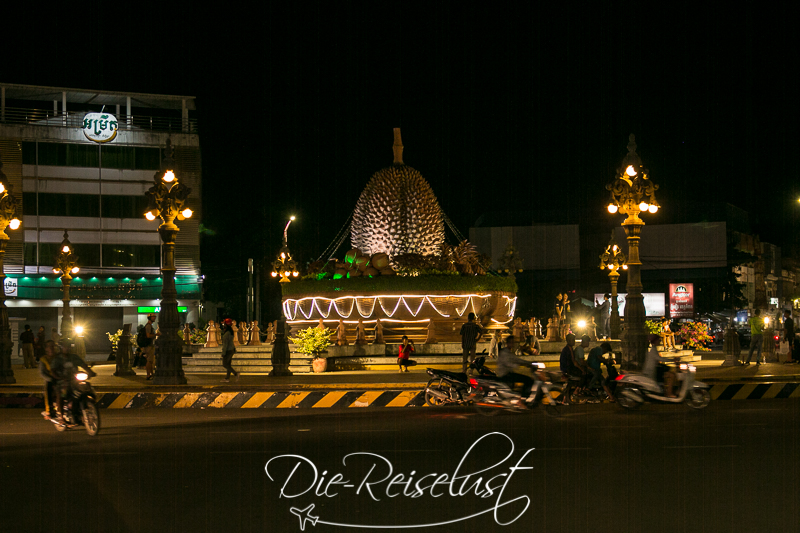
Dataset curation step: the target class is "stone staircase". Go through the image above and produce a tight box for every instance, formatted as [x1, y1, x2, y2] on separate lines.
[181, 345, 313, 374]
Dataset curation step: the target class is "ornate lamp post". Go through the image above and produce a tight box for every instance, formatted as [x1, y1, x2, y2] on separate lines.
[144, 140, 192, 385]
[53, 231, 80, 342]
[605, 134, 660, 368]
[0, 152, 21, 384]
[271, 216, 299, 283]
[598, 231, 628, 339]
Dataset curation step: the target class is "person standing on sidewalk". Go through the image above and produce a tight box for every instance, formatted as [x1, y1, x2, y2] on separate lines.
[220, 318, 240, 382]
[460, 313, 483, 372]
[19, 325, 35, 369]
[143, 314, 157, 380]
[783, 310, 796, 364]
[744, 309, 764, 366]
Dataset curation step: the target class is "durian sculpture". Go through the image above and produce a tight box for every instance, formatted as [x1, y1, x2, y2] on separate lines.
[351, 129, 445, 257]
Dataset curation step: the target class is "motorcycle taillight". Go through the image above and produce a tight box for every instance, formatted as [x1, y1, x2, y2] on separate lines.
[469, 378, 479, 388]
[615, 374, 625, 381]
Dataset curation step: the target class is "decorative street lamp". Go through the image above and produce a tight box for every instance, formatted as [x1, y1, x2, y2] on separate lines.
[144, 139, 192, 385]
[598, 230, 628, 339]
[0, 152, 21, 384]
[605, 134, 660, 368]
[271, 216, 299, 283]
[53, 231, 80, 342]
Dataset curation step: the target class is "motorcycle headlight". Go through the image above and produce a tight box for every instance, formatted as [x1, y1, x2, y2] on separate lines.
[679, 364, 688, 371]
[535, 363, 545, 369]
[75, 372, 89, 381]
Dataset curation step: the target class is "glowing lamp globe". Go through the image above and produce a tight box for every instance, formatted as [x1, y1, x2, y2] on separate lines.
[9, 218, 20, 230]
[648, 204, 658, 213]
[639, 202, 649, 211]
[145, 211, 157, 221]
[163, 170, 175, 182]
[607, 204, 618, 214]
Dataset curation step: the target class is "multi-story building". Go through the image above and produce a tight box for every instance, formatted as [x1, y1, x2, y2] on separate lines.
[0, 83, 202, 353]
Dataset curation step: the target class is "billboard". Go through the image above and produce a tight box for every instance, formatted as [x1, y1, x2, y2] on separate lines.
[669, 283, 694, 318]
[593, 293, 666, 317]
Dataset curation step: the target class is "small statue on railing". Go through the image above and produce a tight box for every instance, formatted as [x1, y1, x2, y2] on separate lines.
[337, 319, 349, 346]
[355, 319, 368, 345]
[183, 323, 192, 345]
[266, 321, 276, 343]
[373, 319, 385, 344]
[205, 320, 219, 348]
[248, 321, 261, 346]
[231, 320, 240, 346]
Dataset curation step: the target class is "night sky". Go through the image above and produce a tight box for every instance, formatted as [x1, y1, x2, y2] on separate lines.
[5, 3, 798, 317]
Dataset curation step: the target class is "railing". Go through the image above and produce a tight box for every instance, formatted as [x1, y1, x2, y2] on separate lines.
[0, 106, 198, 134]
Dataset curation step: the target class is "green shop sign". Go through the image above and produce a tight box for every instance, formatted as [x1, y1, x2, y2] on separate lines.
[138, 306, 188, 313]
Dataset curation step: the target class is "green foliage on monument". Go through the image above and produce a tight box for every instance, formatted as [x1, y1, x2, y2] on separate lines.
[281, 273, 517, 297]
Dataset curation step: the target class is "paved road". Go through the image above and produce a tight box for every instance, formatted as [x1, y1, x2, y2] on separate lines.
[1, 400, 799, 533]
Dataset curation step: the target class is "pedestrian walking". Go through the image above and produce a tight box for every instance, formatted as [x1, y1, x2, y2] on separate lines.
[142, 314, 157, 379]
[744, 309, 764, 366]
[19, 325, 35, 369]
[595, 294, 611, 339]
[220, 318, 240, 382]
[783, 310, 796, 364]
[35, 326, 46, 363]
[459, 312, 483, 373]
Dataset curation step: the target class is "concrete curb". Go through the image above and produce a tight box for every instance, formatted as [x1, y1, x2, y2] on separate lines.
[2, 382, 799, 409]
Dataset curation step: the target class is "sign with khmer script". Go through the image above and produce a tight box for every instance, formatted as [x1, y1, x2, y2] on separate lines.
[82, 112, 118, 143]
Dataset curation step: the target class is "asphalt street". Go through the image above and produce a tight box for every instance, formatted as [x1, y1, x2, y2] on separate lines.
[1, 400, 799, 533]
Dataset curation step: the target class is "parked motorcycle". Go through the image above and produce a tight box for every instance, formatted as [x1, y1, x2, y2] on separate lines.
[51, 371, 101, 436]
[615, 362, 711, 410]
[470, 362, 563, 417]
[424, 355, 494, 407]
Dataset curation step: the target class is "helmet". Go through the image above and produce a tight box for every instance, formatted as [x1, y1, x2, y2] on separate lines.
[223, 318, 233, 326]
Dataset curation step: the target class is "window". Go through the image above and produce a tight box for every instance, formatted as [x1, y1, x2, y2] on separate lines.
[101, 195, 150, 219]
[102, 244, 160, 268]
[25, 243, 101, 267]
[20, 142, 160, 170]
[23, 193, 100, 217]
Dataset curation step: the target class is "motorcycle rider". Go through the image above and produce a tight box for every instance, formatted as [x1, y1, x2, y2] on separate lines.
[39, 340, 66, 421]
[643, 333, 676, 398]
[560, 333, 586, 404]
[496, 334, 534, 401]
[587, 341, 616, 401]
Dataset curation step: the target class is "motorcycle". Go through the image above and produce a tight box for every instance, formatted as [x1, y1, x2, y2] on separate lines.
[615, 362, 711, 410]
[424, 355, 495, 407]
[51, 370, 101, 436]
[469, 362, 563, 417]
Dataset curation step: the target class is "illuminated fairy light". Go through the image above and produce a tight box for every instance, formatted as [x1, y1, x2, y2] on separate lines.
[333, 299, 354, 318]
[288, 318, 431, 325]
[490, 317, 514, 325]
[378, 296, 402, 317]
[355, 297, 377, 318]
[281, 294, 515, 321]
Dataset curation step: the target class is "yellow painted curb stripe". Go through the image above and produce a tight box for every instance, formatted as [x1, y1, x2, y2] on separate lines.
[242, 392, 274, 408]
[760, 384, 782, 399]
[709, 385, 728, 400]
[351, 391, 383, 407]
[386, 390, 421, 407]
[209, 393, 240, 408]
[791, 386, 800, 398]
[731, 384, 758, 400]
[108, 393, 138, 409]
[277, 392, 310, 408]
[312, 391, 348, 408]
[173, 393, 202, 408]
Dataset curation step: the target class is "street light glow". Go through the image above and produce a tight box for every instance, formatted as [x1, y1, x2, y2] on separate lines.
[62, 245, 70, 253]
[9, 218, 20, 230]
[163, 170, 175, 182]
[71, 267, 79, 274]
[648, 204, 658, 213]
[181, 208, 193, 219]
[625, 165, 637, 177]
[145, 211, 157, 221]
[639, 202, 649, 211]
[607, 204, 618, 214]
